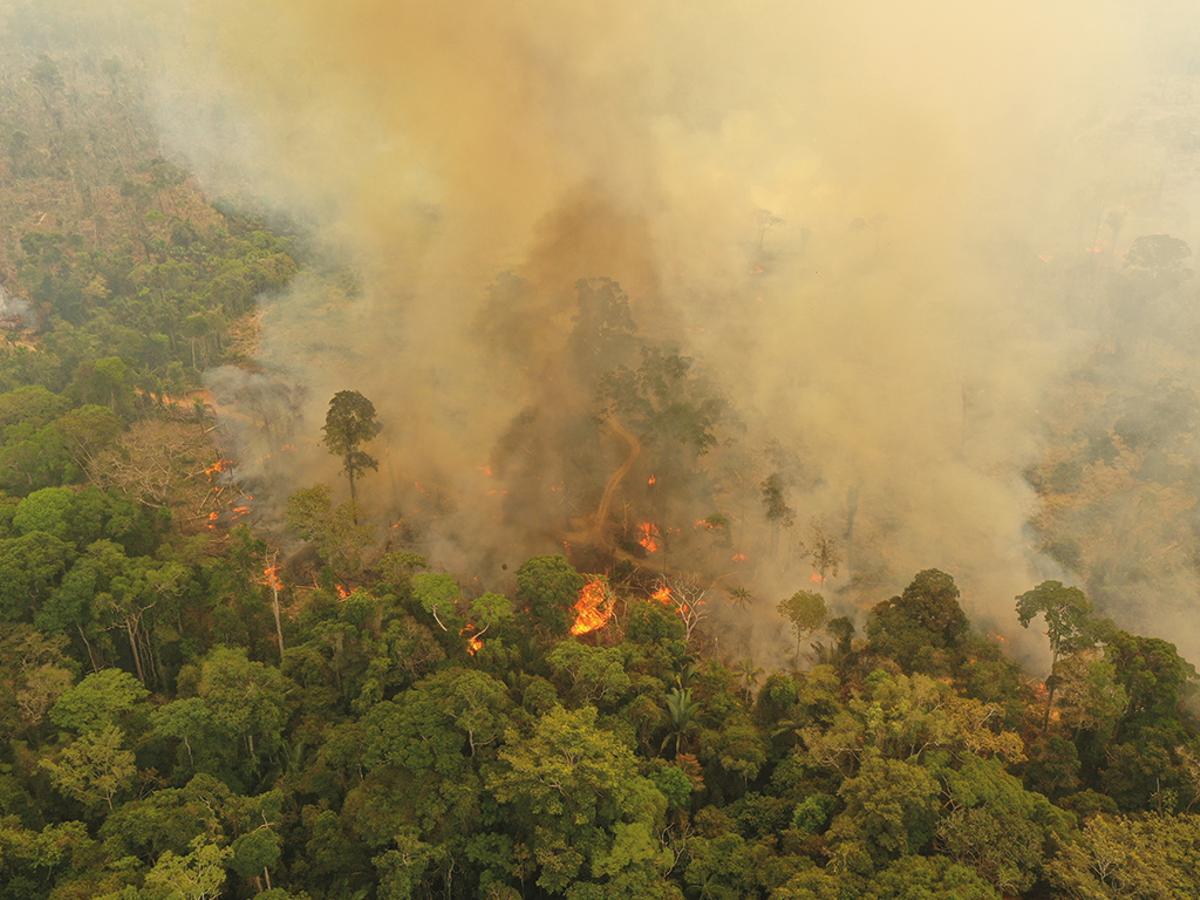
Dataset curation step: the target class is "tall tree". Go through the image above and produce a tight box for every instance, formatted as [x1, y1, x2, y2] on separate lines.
[1016, 581, 1098, 729]
[322, 390, 382, 521]
[777, 590, 828, 667]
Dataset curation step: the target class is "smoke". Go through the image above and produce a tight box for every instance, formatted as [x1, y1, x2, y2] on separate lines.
[0, 284, 32, 329]
[87, 1, 1200, 659]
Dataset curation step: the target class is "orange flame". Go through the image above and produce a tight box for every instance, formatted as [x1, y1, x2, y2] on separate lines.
[651, 585, 673, 605]
[263, 564, 283, 592]
[637, 522, 661, 554]
[731, 551, 748, 562]
[809, 571, 824, 585]
[647, 474, 657, 487]
[231, 505, 251, 517]
[460, 622, 485, 655]
[480, 464, 494, 477]
[335, 584, 350, 600]
[203, 459, 230, 477]
[570, 577, 614, 636]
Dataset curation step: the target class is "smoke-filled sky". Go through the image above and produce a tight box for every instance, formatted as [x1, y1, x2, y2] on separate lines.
[46, 1, 1200, 658]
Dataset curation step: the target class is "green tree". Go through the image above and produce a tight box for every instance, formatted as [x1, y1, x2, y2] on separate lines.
[1017, 580, 1099, 729]
[12, 486, 74, 539]
[866, 569, 969, 674]
[0, 531, 72, 622]
[143, 836, 231, 900]
[192, 646, 292, 775]
[322, 390, 382, 520]
[936, 756, 1071, 893]
[49, 667, 148, 734]
[826, 755, 941, 871]
[230, 827, 282, 893]
[862, 855, 999, 899]
[514, 555, 586, 634]
[285, 484, 370, 580]
[777, 591, 827, 666]
[663, 687, 700, 757]
[40, 724, 136, 812]
[487, 705, 671, 895]
[1046, 812, 1200, 898]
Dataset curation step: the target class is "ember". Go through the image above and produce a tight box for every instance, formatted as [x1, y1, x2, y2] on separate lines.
[570, 577, 614, 636]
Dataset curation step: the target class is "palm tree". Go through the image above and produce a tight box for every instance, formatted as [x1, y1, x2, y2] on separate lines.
[662, 687, 699, 757]
[727, 586, 753, 610]
[732, 660, 763, 702]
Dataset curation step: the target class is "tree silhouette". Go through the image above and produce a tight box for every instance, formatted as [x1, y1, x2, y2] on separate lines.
[322, 390, 382, 521]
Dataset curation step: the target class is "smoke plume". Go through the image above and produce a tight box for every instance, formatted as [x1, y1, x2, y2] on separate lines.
[126, 2, 1200, 660]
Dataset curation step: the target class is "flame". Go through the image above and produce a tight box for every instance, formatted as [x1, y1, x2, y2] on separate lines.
[990, 631, 1008, 644]
[809, 571, 824, 584]
[203, 459, 230, 477]
[206, 511, 219, 530]
[231, 505, 251, 517]
[651, 584, 673, 605]
[570, 577, 614, 636]
[480, 464, 494, 477]
[460, 622, 485, 655]
[647, 474, 657, 487]
[335, 583, 350, 600]
[637, 522, 661, 554]
[731, 551, 748, 562]
[263, 564, 283, 592]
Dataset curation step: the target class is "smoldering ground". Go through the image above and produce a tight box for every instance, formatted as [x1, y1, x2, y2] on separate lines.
[38, 0, 1200, 662]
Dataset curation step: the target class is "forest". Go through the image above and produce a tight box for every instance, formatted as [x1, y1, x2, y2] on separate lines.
[4, 5, 1200, 900]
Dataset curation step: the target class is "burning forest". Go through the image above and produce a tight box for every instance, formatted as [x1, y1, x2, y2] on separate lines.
[4, 1, 1200, 897]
